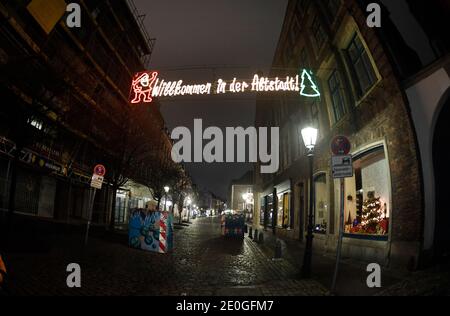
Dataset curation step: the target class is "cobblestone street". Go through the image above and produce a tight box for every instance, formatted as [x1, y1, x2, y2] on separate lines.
[2, 216, 329, 296]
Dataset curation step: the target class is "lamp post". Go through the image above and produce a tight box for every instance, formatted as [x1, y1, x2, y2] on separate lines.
[164, 186, 170, 212]
[300, 127, 318, 278]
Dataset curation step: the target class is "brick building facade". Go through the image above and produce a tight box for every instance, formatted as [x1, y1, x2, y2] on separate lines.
[253, 0, 427, 269]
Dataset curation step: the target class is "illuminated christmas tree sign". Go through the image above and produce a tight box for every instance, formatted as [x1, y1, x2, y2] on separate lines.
[129, 69, 320, 104]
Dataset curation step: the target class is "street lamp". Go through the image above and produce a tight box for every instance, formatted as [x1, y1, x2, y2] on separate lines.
[300, 126, 318, 278]
[242, 193, 248, 212]
[164, 186, 170, 212]
[301, 127, 318, 156]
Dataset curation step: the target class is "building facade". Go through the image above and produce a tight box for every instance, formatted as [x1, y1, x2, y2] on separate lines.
[252, 0, 445, 270]
[0, 0, 173, 226]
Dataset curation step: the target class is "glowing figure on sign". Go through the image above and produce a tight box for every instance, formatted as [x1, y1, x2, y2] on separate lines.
[300, 69, 321, 98]
[131, 71, 158, 104]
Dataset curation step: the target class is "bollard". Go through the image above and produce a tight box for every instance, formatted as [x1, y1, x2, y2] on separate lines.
[274, 240, 282, 259]
[258, 231, 264, 244]
[249, 226, 253, 239]
[253, 229, 259, 241]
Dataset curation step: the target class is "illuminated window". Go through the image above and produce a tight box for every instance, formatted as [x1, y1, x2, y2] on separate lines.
[276, 192, 291, 228]
[328, 70, 346, 122]
[28, 117, 44, 131]
[346, 34, 377, 97]
[342, 146, 390, 237]
[314, 173, 328, 233]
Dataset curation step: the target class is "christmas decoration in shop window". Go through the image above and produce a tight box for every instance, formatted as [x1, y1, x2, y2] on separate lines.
[350, 191, 389, 235]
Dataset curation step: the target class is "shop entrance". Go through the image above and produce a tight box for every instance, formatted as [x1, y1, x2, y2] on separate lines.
[433, 92, 450, 261]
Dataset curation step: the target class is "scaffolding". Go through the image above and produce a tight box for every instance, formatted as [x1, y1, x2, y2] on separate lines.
[125, 0, 156, 68]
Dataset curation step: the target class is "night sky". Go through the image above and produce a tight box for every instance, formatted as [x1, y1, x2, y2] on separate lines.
[134, 0, 289, 199]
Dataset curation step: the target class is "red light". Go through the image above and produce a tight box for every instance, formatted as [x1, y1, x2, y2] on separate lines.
[130, 71, 158, 104]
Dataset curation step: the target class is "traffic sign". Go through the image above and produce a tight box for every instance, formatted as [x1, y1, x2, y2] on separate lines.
[90, 174, 104, 189]
[93, 164, 106, 177]
[331, 136, 351, 156]
[332, 155, 353, 179]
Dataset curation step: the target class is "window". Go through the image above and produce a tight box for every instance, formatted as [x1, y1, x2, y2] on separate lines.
[311, 16, 327, 50]
[346, 34, 377, 97]
[267, 195, 274, 227]
[260, 197, 265, 226]
[261, 195, 274, 228]
[28, 117, 43, 131]
[277, 192, 291, 228]
[314, 174, 328, 233]
[328, 70, 346, 122]
[343, 147, 390, 237]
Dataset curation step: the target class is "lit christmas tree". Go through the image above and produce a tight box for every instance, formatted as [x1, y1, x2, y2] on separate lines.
[361, 191, 384, 234]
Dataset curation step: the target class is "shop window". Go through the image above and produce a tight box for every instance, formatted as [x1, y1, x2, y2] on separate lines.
[346, 33, 377, 97]
[260, 197, 265, 226]
[328, 69, 346, 123]
[260, 195, 274, 227]
[314, 173, 328, 233]
[276, 192, 291, 228]
[343, 146, 390, 237]
[267, 194, 274, 228]
[284, 193, 291, 228]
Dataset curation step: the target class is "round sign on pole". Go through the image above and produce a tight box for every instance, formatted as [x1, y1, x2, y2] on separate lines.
[331, 136, 351, 156]
[94, 164, 106, 177]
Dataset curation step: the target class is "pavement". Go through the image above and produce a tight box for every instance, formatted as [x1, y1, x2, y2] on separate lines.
[1, 215, 449, 296]
[0, 215, 328, 296]
[249, 227, 450, 296]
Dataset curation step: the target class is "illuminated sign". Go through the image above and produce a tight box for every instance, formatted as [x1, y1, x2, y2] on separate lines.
[130, 69, 320, 104]
[300, 69, 321, 98]
[130, 71, 158, 104]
